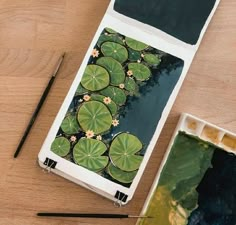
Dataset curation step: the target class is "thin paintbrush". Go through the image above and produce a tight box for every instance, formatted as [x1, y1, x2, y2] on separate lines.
[37, 212, 151, 219]
[14, 53, 66, 158]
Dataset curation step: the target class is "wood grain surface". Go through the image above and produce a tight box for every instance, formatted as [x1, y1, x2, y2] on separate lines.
[0, 1, 235, 225]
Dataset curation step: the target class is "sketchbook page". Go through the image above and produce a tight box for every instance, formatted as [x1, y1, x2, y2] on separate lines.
[109, 0, 221, 50]
[38, 19, 189, 204]
[136, 114, 236, 225]
[38, 0, 220, 204]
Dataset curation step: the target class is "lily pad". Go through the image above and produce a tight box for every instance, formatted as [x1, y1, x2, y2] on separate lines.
[75, 84, 88, 95]
[105, 28, 117, 34]
[81, 65, 110, 91]
[96, 57, 125, 86]
[61, 115, 80, 135]
[91, 94, 118, 116]
[128, 63, 151, 81]
[73, 138, 109, 172]
[100, 86, 127, 106]
[107, 163, 138, 184]
[77, 101, 112, 134]
[144, 54, 161, 65]
[97, 34, 124, 47]
[125, 37, 148, 51]
[109, 133, 143, 172]
[51, 137, 70, 157]
[101, 42, 128, 64]
[128, 48, 141, 61]
[124, 77, 137, 92]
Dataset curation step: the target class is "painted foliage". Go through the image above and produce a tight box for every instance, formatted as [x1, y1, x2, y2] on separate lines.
[50, 28, 184, 186]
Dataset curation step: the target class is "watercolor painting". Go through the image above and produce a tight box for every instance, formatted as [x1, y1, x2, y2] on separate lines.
[50, 27, 184, 187]
[138, 132, 236, 225]
[114, 0, 216, 44]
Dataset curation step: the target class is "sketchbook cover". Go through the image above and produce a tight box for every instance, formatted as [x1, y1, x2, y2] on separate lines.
[38, 0, 221, 204]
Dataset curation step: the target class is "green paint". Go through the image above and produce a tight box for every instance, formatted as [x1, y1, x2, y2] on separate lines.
[125, 37, 148, 51]
[124, 77, 137, 92]
[96, 57, 125, 86]
[97, 34, 124, 47]
[90, 94, 118, 116]
[61, 115, 80, 135]
[75, 84, 88, 95]
[138, 132, 214, 225]
[51, 137, 71, 157]
[73, 138, 109, 172]
[143, 54, 161, 66]
[101, 42, 128, 63]
[77, 101, 112, 134]
[109, 133, 143, 172]
[81, 65, 110, 91]
[100, 86, 127, 106]
[128, 48, 141, 61]
[128, 63, 151, 81]
[107, 163, 138, 183]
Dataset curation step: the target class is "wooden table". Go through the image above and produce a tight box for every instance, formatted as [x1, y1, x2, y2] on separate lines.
[0, 1, 235, 225]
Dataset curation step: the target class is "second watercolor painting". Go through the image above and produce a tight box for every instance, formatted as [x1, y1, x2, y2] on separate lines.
[50, 28, 184, 187]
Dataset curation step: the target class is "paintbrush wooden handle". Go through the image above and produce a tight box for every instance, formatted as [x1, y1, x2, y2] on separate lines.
[37, 212, 129, 218]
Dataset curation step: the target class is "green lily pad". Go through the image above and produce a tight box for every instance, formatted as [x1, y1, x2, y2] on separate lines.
[73, 138, 109, 172]
[96, 57, 125, 86]
[81, 65, 110, 91]
[109, 133, 143, 172]
[125, 37, 148, 51]
[128, 63, 151, 81]
[101, 42, 128, 64]
[144, 54, 161, 65]
[124, 77, 137, 92]
[100, 86, 127, 106]
[91, 94, 118, 116]
[77, 101, 112, 134]
[61, 115, 80, 135]
[107, 163, 138, 184]
[97, 34, 124, 47]
[128, 48, 141, 61]
[105, 28, 117, 34]
[51, 137, 70, 157]
[75, 84, 88, 95]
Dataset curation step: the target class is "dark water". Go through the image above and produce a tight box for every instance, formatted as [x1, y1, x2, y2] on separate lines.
[188, 149, 236, 225]
[114, 0, 216, 44]
[110, 62, 184, 154]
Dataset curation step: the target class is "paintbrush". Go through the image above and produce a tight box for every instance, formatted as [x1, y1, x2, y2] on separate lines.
[14, 53, 66, 158]
[37, 212, 152, 219]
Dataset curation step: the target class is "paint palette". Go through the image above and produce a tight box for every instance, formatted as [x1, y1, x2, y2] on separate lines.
[137, 113, 236, 225]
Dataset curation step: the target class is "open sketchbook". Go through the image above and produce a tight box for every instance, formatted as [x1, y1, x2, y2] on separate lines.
[38, 0, 221, 205]
[137, 113, 236, 225]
